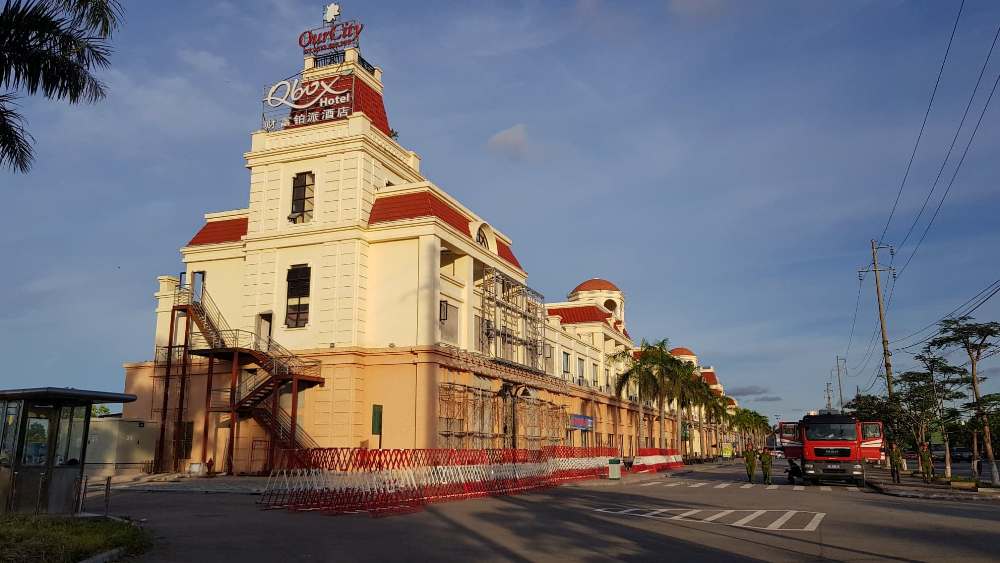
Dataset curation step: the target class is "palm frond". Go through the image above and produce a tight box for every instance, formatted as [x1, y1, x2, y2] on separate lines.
[0, 0, 111, 103]
[0, 93, 33, 172]
[60, 0, 123, 38]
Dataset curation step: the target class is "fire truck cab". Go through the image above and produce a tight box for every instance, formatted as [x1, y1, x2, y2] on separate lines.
[780, 413, 882, 486]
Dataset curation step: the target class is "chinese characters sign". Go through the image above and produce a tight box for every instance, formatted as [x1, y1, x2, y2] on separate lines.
[261, 74, 355, 132]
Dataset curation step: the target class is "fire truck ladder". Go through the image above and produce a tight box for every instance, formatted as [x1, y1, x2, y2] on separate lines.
[154, 283, 323, 474]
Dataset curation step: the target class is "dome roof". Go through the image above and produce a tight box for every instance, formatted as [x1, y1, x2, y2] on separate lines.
[670, 347, 696, 357]
[570, 278, 621, 294]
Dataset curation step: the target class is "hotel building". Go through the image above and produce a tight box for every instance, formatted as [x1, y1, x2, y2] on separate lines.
[120, 19, 735, 474]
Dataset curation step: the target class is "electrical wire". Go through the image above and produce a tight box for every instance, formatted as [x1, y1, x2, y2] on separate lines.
[891, 278, 1000, 348]
[897, 28, 1000, 277]
[878, 0, 966, 245]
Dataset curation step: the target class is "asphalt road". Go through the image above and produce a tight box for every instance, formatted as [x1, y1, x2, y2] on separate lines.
[110, 462, 1000, 562]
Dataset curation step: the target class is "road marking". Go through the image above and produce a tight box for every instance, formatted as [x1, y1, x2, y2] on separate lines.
[702, 510, 734, 522]
[671, 509, 702, 520]
[846, 486, 859, 491]
[592, 507, 827, 532]
[731, 510, 767, 527]
[640, 481, 660, 487]
[689, 482, 707, 488]
[740, 484, 754, 489]
[766, 485, 779, 490]
[803, 512, 826, 531]
[714, 483, 731, 489]
[766, 510, 798, 530]
[820, 486, 832, 491]
[793, 485, 805, 491]
[664, 482, 681, 487]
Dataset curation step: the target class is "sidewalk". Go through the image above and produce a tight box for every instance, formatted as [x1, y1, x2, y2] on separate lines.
[865, 465, 1000, 502]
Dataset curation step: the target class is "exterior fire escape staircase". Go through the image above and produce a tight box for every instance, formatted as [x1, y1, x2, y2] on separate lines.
[165, 284, 323, 471]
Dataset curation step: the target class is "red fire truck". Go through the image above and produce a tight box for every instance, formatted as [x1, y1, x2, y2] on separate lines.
[779, 412, 883, 485]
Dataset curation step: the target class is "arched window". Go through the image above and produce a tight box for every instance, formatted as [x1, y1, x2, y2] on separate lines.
[476, 226, 490, 249]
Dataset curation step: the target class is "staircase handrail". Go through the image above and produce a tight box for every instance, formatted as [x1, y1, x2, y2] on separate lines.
[274, 406, 320, 449]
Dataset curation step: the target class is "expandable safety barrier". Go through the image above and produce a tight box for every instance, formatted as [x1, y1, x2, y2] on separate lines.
[631, 448, 684, 473]
[259, 446, 638, 515]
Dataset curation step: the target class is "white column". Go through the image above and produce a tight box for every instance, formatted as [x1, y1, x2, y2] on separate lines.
[461, 255, 476, 350]
[415, 235, 441, 346]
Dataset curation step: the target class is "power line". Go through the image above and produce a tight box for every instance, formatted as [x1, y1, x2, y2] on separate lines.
[878, 0, 966, 245]
[897, 27, 1000, 277]
[895, 22, 1000, 261]
[891, 278, 1000, 346]
[843, 275, 865, 359]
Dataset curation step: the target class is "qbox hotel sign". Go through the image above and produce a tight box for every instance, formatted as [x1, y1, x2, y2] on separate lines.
[262, 75, 354, 131]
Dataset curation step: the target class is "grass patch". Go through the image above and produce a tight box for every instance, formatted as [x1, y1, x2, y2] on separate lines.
[0, 514, 151, 563]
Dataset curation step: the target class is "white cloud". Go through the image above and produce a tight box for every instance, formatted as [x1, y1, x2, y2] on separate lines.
[487, 123, 532, 160]
[178, 49, 228, 74]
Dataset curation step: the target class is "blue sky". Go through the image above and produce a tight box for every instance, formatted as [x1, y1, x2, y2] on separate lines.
[2, 0, 999, 421]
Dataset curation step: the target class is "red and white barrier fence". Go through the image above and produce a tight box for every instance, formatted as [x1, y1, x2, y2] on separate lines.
[259, 446, 683, 515]
[631, 448, 684, 473]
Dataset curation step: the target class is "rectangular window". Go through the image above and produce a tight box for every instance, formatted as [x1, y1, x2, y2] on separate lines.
[22, 406, 52, 466]
[440, 301, 459, 344]
[285, 265, 311, 328]
[605, 368, 611, 390]
[592, 363, 599, 386]
[544, 344, 554, 374]
[290, 172, 315, 224]
[562, 352, 570, 375]
[577, 358, 585, 383]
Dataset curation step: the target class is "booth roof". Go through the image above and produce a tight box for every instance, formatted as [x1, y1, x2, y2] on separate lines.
[0, 387, 136, 403]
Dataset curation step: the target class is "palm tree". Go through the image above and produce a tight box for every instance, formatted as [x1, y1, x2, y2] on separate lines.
[661, 356, 698, 455]
[1, 0, 123, 172]
[702, 393, 729, 458]
[610, 340, 659, 455]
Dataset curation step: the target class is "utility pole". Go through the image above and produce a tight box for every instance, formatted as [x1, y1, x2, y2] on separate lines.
[835, 356, 845, 410]
[860, 239, 898, 481]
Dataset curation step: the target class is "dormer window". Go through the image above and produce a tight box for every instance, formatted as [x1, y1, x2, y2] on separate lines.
[476, 226, 489, 249]
[289, 172, 314, 224]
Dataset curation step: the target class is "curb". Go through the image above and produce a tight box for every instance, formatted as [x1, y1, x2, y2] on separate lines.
[868, 481, 1000, 502]
[116, 486, 263, 495]
[78, 547, 125, 563]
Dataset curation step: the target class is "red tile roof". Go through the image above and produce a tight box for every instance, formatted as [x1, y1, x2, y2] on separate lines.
[571, 278, 620, 293]
[369, 192, 470, 235]
[369, 192, 523, 270]
[353, 76, 391, 136]
[188, 217, 248, 246]
[701, 370, 719, 386]
[670, 347, 696, 357]
[496, 240, 522, 270]
[546, 305, 611, 324]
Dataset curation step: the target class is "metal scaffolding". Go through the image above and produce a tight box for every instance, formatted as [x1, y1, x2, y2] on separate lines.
[479, 265, 546, 371]
[437, 382, 566, 450]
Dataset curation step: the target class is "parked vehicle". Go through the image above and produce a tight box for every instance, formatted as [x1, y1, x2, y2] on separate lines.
[930, 444, 946, 462]
[903, 451, 918, 460]
[950, 447, 973, 462]
[780, 413, 882, 486]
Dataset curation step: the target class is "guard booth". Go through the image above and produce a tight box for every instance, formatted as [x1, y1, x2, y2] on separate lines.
[0, 388, 136, 514]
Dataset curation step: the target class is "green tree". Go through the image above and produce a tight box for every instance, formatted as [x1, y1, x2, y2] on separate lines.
[92, 404, 111, 416]
[930, 316, 1000, 485]
[1, 0, 123, 172]
[610, 340, 659, 454]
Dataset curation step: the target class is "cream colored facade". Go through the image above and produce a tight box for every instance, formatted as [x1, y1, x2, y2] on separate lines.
[122, 47, 732, 473]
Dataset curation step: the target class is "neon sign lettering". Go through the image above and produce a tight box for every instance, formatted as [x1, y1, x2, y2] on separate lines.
[299, 20, 363, 55]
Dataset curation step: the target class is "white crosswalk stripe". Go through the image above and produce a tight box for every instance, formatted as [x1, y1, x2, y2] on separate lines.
[846, 486, 859, 491]
[740, 484, 754, 489]
[594, 507, 827, 532]
[766, 510, 798, 530]
[702, 509, 734, 522]
[820, 486, 832, 491]
[731, 510, 767, 527]
[689, 482, 707, 488]
[766, 485, 779, 490]
[714, 483, 731, 489]
[793, 485, 805, 491]
[664, 482, 681, 487]
[639, 481, 660, 487]
[671, 509, 702, 520]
